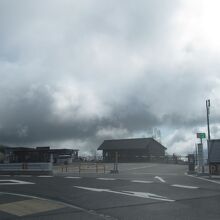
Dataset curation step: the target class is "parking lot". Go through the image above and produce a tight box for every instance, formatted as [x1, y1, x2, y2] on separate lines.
[0, 163, 220, 220]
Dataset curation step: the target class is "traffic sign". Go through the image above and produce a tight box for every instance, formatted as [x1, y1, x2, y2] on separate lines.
[196, 133, 206, 139]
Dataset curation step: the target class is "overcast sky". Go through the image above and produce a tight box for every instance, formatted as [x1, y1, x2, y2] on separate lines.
[1, 0, 220, 156]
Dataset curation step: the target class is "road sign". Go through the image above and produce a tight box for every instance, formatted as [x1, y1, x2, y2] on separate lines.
[197, 133, 206, 139]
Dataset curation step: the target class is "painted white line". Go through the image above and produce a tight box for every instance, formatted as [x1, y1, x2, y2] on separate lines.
[75, 186, 106, 192]
[136, 173, 179, 176]
[187, 174, 220, 185]
[131, 180, 153, 183]
[74, 186, 174, 202]
[172, 184, 199, 189]
[155, 176, 166, 183]
[15, 175, 32, 177]
[0, 192, 44, 200]
[37, 176, 53, 178]
[0, 180, 35, 185]
[65, 177, 81, 179]
[97, 178, 116, 181]
[125, 165, 157, 171]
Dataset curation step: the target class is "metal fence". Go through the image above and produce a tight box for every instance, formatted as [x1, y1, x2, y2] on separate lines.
[54, 162, 107, 174]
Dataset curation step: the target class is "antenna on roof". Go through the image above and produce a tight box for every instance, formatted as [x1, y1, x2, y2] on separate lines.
[152, 128, 162, 143]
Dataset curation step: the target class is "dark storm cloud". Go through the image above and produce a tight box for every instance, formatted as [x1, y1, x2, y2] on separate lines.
[0, 84, 160, 145]
[0, 84, 101, 144]
[110, 98, 160, 131]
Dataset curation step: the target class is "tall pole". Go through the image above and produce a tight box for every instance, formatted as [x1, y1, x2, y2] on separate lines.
[206, 99, 211, 166]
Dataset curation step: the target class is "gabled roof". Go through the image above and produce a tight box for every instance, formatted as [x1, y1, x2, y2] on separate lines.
[97, 138, 166, 150]
[209, 139, 220, 163]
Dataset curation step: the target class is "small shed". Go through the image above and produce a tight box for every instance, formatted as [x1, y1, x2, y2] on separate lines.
[209, 139, 220, 175]
[49, 148, 79, 164]
[98, 138, 167, 162]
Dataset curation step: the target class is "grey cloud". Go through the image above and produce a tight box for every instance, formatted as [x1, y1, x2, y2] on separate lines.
[167, 133, 187, 147]
[0, 84, 102, 144]
[0, 83, 159, 145]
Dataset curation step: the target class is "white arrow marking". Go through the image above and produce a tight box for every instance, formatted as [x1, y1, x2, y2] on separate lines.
[123, 191, 174, 202]
[155, 176, 166, 183]
[172, 184, 199, 189]
[74, 186, 174, 202]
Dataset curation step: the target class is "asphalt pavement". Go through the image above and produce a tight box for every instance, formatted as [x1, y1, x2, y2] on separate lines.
[0, 163, 220, 220]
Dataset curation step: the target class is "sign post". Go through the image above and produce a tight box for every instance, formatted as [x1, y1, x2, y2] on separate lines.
[188, 154, 195, 173]
[196, 133, 206, 142]
[206, 99, 211, 175]
[196, 133, 206, 173]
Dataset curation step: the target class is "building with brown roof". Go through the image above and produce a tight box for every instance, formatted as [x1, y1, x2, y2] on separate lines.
[98, 138, 167, 162]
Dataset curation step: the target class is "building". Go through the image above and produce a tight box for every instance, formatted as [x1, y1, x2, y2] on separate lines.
[209, 139, 220, 175]
[8, 147, 51, 163]
[98, 138, 167, 162]
[49, 148, 79, 164]
[0, 145, 11, 163]
[0, 146, 79, 164]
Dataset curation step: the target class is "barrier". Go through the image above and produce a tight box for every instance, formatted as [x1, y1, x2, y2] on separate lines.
[0, 163, 53, 175]
[210, 164, 219, 175]
[56, 163, 106, 174]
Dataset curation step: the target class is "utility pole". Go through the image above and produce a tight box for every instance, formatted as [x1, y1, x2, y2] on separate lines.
[206, 99, 211, 171]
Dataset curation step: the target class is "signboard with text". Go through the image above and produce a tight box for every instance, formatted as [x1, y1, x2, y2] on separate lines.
[196, 133, 206, 139]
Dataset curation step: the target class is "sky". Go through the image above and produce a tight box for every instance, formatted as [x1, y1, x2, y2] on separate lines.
[1, 0, 220, 156]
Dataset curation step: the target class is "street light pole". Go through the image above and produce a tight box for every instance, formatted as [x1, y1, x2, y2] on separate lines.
[206, 99, 211, 168]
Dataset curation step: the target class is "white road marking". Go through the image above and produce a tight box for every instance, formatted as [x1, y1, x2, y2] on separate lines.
[75, 186, 107, 192]
[187, 174, 220, 185]
[135, 173, 179, 176]
[155, 176, 166, 183]
[131, 180, 153, 183]
[123, 191, 174, 202]
[74, 186, 175, 202]
[97, 178, 116, 181]
[37, 176, 53, 178]
[172, 184, 199, 189]
[125, 165, 157, 171]
[0, 179, 35, 185]
[65, 176, 81, 179]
